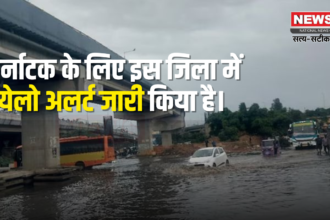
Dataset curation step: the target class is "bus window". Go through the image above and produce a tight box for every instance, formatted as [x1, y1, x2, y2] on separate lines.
[108, 137, 114, 147]
[60, 143, 71, 155]
[85, 143, 90, 153]
[98, 143, 103, 151]
[60, 144, 65, 155]
[92, 144, 97, 152]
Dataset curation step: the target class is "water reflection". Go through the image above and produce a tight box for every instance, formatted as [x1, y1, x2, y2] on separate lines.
[0, 194, 25, 220]
[22, 184, 60, 220]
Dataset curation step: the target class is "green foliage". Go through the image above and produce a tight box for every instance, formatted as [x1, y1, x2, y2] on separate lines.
[287, 108, 304, 122]
[271, 98, 283, 111]
[239, 102, 247, 113]
[251, 118, 272, 136]
[0, 156, 12, 167]
[218, 126, 239, 141]
[207, 98, 329, 141]
[272, 114, 291, 136]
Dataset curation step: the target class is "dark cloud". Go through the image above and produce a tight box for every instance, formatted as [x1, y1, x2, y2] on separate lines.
[29, 0, 330, 130]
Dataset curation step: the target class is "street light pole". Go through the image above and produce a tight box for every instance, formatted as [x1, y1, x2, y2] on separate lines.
[124, 48, 136, 58]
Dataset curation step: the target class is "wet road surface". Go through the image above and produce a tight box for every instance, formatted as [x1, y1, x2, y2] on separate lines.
[1, 149, 330, 220]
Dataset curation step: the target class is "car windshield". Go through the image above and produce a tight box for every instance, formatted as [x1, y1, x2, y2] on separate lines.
[192, 149, 214, 158]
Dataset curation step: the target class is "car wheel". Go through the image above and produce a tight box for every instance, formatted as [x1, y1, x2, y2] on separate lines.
[213, 163, 217, 167]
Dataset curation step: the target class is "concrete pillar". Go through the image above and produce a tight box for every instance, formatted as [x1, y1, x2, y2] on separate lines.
[161, 131, 172, 146]
[21, 106, 60, 170]
[137, 120, 153, 154]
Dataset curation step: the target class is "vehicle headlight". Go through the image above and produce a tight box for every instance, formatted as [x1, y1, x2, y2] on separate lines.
[205, 160, 210, 163]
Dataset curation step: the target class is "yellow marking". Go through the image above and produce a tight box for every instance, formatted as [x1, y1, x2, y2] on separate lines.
[293, 123, 313, 127]
[60, 151, 105, 164]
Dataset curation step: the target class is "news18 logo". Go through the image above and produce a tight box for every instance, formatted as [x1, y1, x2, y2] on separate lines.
[291, 12, 330, 27]
[291, 12, 330, 42]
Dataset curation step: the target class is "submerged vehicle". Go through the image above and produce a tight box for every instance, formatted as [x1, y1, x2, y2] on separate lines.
[288, 120, 318, 149]
[188, 147, 229, 167]
[261, 139, 281, 156]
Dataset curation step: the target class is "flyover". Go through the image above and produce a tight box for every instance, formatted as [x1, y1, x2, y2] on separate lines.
[0, 111, 137, 140]
[0, 0, 185, 170]
[0, 111, 137, 156]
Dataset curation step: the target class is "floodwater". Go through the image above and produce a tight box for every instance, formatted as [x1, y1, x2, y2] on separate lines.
[1, 149, 330, 220]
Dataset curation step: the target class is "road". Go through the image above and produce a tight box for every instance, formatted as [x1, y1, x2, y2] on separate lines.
[1, 149, 330, 220]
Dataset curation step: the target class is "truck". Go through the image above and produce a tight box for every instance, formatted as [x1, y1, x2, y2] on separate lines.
[288, 120, 318, 149]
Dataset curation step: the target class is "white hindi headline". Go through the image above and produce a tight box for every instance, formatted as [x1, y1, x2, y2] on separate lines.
[0, 52, 244, 112]
[0, 52, 245, 82]
[148, 84, 223, 112]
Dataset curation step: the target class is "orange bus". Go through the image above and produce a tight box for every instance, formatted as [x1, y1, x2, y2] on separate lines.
[16, 135, 116, 169]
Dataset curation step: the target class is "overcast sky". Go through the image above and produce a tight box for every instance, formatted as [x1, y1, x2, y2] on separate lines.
[28, 0, 330, 132]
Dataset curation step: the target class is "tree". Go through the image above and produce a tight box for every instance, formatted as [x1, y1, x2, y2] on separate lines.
[218, 126, 239, 141]
[249, 103, 260, 113]
[288, 109, 303, 122]
[272, 114, 291, 136]
[251, 118, 273, 136]
[271, 98, 283, 111]
[314, 108, 327, 117]
[239, 102, 247, 113]
[206, 98, 330, 141]
[207, 112, 223, 136]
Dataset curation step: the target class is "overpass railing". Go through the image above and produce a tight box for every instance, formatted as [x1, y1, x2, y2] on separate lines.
[0, 111, 136, 140]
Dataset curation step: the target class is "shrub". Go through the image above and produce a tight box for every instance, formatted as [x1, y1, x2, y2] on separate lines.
[0, 156, 12, 167]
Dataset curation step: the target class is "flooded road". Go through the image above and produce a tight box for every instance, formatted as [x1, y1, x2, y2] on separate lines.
[1, 149, 330, 220]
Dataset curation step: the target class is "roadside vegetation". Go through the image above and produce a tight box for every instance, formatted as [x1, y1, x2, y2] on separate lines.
[173, 98, 329, 144]
[0, 156, 12, 167]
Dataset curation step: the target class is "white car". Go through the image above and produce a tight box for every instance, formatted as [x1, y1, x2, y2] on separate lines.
[188, 147, 229, 167]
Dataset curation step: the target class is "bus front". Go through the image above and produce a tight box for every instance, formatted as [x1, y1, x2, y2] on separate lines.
[290, 121, 317, 149]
